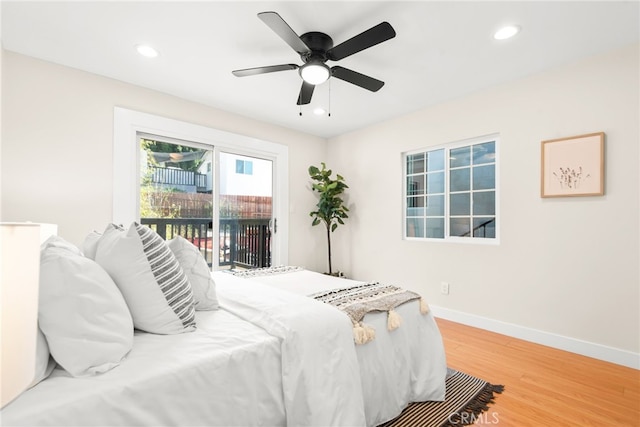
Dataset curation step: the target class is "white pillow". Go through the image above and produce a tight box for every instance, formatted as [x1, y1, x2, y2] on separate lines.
[167, 236, 219, 311]
[39, 236, 134, 377]
[40, 234, 82, 254]
[94, 223, 196, 334]
[81, 230, 103, 259]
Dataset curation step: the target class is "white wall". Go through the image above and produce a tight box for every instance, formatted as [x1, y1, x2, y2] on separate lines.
[328, 44, 640, 360]
[1, 51, 328, 271]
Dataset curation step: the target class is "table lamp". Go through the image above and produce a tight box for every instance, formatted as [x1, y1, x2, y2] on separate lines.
[0, 223, 42, 408]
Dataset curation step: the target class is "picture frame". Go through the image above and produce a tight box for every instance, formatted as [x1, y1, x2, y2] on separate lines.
[541, 132, 604, 198]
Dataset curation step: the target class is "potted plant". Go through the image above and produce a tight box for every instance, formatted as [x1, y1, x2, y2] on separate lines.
[308, 162, 349, 275]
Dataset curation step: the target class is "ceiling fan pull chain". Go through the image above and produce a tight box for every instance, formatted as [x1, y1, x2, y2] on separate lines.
[328, 79, 331, 117]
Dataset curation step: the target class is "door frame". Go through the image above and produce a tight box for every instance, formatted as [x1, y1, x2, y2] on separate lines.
[113, 107, 289, 268]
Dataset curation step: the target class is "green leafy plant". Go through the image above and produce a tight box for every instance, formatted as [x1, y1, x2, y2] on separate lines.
[308, 162, 349, 275]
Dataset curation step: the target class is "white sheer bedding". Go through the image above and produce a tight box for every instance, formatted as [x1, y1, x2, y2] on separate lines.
[225, 269, 448, 427]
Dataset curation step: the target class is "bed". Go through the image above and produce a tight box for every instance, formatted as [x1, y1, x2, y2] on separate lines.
[1, 225, 446, 427]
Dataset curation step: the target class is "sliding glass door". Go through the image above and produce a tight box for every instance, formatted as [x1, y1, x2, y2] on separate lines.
[137, 135, 276, 270]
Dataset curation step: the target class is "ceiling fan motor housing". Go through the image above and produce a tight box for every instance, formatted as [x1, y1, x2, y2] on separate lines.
[300, 32, 334, 63]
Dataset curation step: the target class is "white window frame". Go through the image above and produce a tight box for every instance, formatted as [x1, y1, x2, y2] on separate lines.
[113, 107, 289, 266]
[402, 133, 500, 244]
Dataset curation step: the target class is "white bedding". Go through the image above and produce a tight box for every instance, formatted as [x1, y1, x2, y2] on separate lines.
[225, 269, 448, 426]
[213, 272, 366, 426]
[2, 310, 286, 426]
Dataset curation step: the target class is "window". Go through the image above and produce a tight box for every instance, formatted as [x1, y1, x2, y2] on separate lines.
[404, 134, 498, 242]
[235, 159, 253, 175]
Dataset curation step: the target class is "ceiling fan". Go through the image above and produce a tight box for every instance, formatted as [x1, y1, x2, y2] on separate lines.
[232, 11, 396, 106]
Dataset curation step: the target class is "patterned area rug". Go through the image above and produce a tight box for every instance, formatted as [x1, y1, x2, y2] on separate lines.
[379, 368, 504, 427]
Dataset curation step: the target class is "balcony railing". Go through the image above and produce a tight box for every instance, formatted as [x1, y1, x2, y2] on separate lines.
[149, 166, 207, 192]
[140, 217, 271, 269]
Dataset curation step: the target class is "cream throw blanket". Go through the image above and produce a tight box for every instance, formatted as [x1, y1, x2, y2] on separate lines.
[311, 282, 430, 345]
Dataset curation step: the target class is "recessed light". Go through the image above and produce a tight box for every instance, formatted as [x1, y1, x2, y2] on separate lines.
[493, 25, 520, 40]
[136, 44, 159, 58]
[313, 107, 326, 116]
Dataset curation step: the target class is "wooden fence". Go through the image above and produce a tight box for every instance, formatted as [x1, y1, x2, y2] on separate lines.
[145, 192, 272, 219]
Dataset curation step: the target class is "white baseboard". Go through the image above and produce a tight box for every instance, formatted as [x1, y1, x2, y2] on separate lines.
[430, 305, 640, 370]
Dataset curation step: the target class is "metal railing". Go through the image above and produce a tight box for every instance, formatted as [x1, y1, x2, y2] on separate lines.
[140, 217, 271, 269]
[149, 166, 207, 191]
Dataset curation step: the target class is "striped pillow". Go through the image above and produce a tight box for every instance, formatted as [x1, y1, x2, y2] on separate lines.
[95, 223, 196, 334]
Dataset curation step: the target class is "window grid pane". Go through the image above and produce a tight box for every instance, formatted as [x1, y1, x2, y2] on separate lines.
[426, 149, 445, 172]
[472, 164, 495, 190]
[426, 172, 444, 194]
[450, 167, 470, 192]
[472, 142, 495, 165]
[450, 217, 471, 237]
[426, 218, 444, 238]
[406, 218, 425, 238]
[407, 153, 425, 174]
[406, 196, 425, 217]
[407, 176, 424, 195]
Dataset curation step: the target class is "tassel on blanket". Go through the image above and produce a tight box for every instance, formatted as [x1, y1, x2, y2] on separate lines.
[387, 309, 402, 331]
[419, 297, 430, 314]
[353, 323, 367, 345]
[353, 322, 375, 345]
[363, 323, 375, 342]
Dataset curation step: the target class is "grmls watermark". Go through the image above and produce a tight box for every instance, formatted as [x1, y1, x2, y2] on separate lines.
[447, 412, 500, 425]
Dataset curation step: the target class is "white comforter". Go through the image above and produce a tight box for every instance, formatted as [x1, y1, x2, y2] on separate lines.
[217, 269, 447, 427]
[214, 272, 366, 426]
[2, 309, 286, 426]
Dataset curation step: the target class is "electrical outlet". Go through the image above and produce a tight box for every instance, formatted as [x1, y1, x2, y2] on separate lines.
[440, 282, 450, 295]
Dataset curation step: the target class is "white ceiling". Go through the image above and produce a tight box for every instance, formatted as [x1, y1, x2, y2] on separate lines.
[2, 1, 639, 139]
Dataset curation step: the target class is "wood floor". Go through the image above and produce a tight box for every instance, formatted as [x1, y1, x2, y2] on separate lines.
[435, 318, 640, 426]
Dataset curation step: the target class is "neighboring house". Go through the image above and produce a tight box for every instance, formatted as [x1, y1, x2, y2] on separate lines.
[199, 153, 272, 197]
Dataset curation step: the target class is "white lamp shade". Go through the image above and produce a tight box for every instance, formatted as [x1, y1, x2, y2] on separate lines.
[1, 223, 41, 408]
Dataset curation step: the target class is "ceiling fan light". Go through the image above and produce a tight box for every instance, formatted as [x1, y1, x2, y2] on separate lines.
[300, 62, 330, 85]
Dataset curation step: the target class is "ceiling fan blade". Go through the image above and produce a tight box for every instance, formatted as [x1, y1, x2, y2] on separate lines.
[232, 64, 298, 77]
[327, 22, 396, 61]
[331, 66, 384, 92]
[258, 11, 311, 55]
[297, 81, 315, 105]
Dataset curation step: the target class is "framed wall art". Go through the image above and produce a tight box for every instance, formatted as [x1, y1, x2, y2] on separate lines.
[541, 132, 604, 198]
